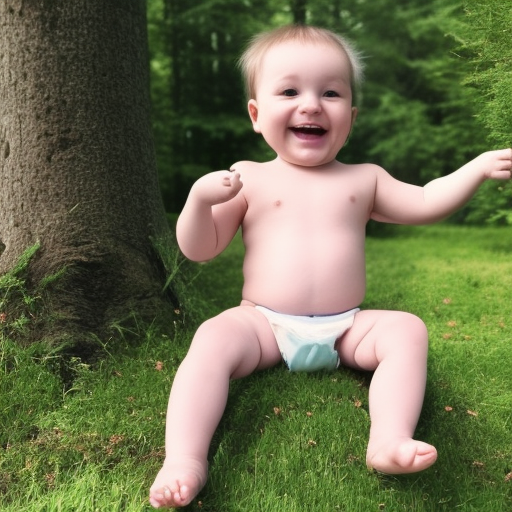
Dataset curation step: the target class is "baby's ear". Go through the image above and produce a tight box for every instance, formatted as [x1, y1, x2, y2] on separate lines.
[248, 100, 261, 133]
[351, 106, 358, 126]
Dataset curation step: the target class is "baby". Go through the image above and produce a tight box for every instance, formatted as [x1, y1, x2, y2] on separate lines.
[149, 25, 512, 509]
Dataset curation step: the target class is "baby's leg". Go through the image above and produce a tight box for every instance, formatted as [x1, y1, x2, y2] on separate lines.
[149, 306, 280, 509]
[338, 310, 437, 474]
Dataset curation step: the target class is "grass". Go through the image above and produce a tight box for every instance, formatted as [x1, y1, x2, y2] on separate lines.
[1, 224, 511, 511]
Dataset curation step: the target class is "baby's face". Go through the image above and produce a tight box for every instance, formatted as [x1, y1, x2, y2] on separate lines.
[248, 41, 357, 168]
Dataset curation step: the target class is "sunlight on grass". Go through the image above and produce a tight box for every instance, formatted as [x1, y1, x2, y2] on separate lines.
[0, 463, 151, 512]
[1, 225, 511, 511]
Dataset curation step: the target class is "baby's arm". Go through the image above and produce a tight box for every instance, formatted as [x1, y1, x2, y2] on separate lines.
[372, 149, 512, 224]
[176, 171, 245, 261]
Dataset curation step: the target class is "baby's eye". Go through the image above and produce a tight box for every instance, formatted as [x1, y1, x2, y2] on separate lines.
[282, 89, 298, 97]
[323, 90, 340, 98]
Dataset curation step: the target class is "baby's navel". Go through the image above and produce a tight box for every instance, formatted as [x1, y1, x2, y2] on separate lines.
[274, 200, 282, 207]
[349, 195, 356, 203]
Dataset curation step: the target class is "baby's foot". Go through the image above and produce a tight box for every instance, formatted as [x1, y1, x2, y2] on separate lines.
[149, 458, 207, 509]
[366, 437, 437, 474]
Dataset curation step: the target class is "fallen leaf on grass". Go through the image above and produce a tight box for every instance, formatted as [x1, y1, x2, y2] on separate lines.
[155, 361, 164, 371]
[467, 409, 478, 417]
[306, 411, 313, 417]
[307, 439, 317, 447]
[45, 473, 56, 488]
[447, 320, 457, 327]
[354, 399, 362, 408]
[505, 472, 512, 482]
[444, 406, 453, 412]
[443, 298, 452, 304]
[273, 407, 282, 416]
[472, 461, 485, 469]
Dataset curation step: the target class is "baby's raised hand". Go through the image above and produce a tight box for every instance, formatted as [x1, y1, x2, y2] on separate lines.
[477, 148, 512, 180]
[192, 169, 243, 206]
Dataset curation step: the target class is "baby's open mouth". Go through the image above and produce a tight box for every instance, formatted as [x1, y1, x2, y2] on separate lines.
[290, 124, 327, 136]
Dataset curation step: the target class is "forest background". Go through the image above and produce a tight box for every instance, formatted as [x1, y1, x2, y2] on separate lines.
[1, 0, 511, 510]
[148, 0, 511, 226]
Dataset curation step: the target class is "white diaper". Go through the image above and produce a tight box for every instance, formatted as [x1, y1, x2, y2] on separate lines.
[255, 306, 359, 372]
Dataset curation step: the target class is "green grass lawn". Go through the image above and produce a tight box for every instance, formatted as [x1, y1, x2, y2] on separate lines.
[1, 225, 511, 511]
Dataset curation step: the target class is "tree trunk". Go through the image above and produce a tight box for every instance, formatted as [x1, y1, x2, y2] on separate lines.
[0, 0, 175, 347]
[291, 0, 307, 24]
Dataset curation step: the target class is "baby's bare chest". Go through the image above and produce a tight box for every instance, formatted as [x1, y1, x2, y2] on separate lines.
[244, 176, 373, 227]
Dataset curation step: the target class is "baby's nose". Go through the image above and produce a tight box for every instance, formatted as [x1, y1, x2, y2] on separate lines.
[299, 94, 321, 114]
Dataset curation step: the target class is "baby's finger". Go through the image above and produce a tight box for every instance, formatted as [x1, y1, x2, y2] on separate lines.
[489, 169, 511, 181]
[498, 148, 512, 162]
[230, 172, 242, 185]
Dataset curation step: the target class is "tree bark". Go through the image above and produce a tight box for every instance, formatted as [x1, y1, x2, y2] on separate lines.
[0, 0, 174, 346]
[292, 0, 307, 24]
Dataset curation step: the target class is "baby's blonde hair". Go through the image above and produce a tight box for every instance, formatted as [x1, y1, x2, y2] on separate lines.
[238, 25, 364, 104]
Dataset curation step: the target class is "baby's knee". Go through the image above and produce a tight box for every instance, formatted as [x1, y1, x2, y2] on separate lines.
[402, 312, 428, 338]
[397, 313, 429, 354]
[190, 309, 252, 351]
[185, 317, 236, 367]
[384, 312, 428, 349]
[192, 316, 228, 346]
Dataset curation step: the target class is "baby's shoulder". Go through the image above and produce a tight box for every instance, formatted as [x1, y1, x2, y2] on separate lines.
[230, 160, 266, 173]
[230, 160, 273, 185]
[338, 161, 383, 174]
[330, 162, 384, 185]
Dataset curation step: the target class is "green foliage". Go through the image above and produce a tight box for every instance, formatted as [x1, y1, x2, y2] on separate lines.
[148, 0, 272, 212]
[148, 0, 502, 226]
[334, 1, 488, 185]
[151, 230, 211, 326]
[0, 338, 62, 450]
[0, 244, 42, 340]
[462, 181, 512, 226]
[459, 1, 512, 148]
[444, 0, 512, 225]
[0, 244, 80, 347]
[0, 317, 188, 510]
